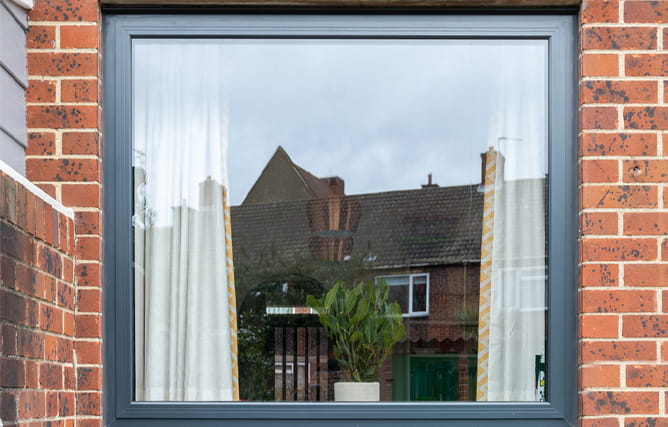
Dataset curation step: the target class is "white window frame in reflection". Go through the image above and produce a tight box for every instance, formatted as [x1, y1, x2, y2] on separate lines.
[376, 273, 430, 317]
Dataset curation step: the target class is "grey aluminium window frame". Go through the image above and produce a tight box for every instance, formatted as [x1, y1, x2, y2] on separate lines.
[103, 11, 577, 427]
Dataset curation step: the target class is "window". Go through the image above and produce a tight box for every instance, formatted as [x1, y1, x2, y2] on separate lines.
[104, 11, 576, 426]
[377, 274, 429, 317]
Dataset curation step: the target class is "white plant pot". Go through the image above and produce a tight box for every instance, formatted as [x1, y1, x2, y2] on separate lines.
[334, 382, 380, 402]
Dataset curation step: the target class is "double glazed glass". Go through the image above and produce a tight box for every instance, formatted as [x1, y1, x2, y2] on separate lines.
[132, 38, 548, 403]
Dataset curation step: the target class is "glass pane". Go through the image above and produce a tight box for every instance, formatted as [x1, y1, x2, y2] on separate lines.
[132, 37, 548, 403]
[412, 282, 427, 313]
[389, 284, 410, 314]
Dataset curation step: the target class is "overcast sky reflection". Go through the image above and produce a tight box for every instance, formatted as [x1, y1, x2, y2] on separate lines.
[134, 38, 547, 207]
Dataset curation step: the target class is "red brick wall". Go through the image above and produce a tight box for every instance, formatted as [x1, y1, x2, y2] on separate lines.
[0, 169, 77, 426]
[21, 0, 104, 425]
[580, 1, 668, 426]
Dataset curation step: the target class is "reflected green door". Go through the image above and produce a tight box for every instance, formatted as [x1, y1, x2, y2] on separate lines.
[392, 356, 459, 401]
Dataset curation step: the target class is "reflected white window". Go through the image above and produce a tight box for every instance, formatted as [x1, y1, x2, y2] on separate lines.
[376, 274, 430, 317]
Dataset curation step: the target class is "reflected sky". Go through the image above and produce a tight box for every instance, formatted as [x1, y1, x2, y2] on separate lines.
[133, 38, 547, 207]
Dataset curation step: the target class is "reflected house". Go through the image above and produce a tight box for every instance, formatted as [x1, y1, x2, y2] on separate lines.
[230, 146, 545, 402]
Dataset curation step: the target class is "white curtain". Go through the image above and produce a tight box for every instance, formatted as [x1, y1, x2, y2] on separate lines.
[133, 42, 238, 401]
[476, 44, 547, 401]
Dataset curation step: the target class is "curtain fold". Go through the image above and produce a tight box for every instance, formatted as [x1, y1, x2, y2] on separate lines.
[476, 46, 546, 401]
[133, 42, 239, 401]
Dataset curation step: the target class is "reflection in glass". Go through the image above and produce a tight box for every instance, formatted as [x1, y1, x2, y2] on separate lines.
[132, 38, 548, 403]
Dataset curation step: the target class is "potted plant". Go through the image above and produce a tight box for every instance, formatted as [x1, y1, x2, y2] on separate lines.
[306, 279, 405, 401]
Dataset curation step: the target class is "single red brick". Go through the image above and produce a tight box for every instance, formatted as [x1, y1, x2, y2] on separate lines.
[17, 390, 46, 419]
[624, 212, 668, 235]
[0, 289, 28, 325]
[43, 275, 58, 303]
[580, 341, 656, 362]
[40, 303, 64, 334]
[58, 391, 75, 417]
[0, 357, 25, 387]
[14, 185, 28, 231]
[76, 392, 101, 416]
[61, 183, 100, 208]
[0, 391, 17, 423]
[626, 264, 668, 286]
[580, 314, 618, 338]
[582, 419, 621, 427]
[581, 0, 619, 23]
[62, 131, 100, 156]
[60, 25, 99, 49]
[625, 418, 668, 427]
[1, 323, 17, 355]
[75, 340, 101, 364]
[61, 79, 98, 102]
[76, 314, 101, 338]
[582, 27, 657, 50]
[77, 288, 101, 313]
[62, 256, 74, 282]
[580, 365, 620, 388]
[77, 367, 102, 391]
[26, 25, 56, 49]
[76, 236, 102, 261]
[580, 80, 657, 104]
[26, 158, 101, 183]
[581, 159, 619, 183]
[28, 52, 99, 77]
[25, 131, 56, 156]
[63, 311, 75, 336]
[623, 159, 668, 183]
[627, 365, 668, 387]
[25, 359, 38, 388]
[581, 289, 656, 313]
[581, 212, 618, 235]
[28, 0, 99, 22]
[76, 262, 101, 287]
[582, 238, 657, 262]
[626, 54, 668, 77]
[15, 263, 38, 297]
[39, 363, 63, 389]
[623, 315, 668, 337]
[27, 105, 99, 129]
[625, 107, 668, 130]
[663, 239, 668, 261]
[58, 281, 75, 311]
[44, 334, 60, 361]
[625, 1, 668, 23]
[581, 54, 619, 77]
[26, 79, 57, 103]
[581, 106, 618, 130]
[662, 342, 668, 361]
[46, 390, 58, 418]
[75, 211, 101, 236]
[25, 191, 37, 237]
[64, 365, 74, 389]
[581, 391, 658, 415]
[581, 185, 658, 209]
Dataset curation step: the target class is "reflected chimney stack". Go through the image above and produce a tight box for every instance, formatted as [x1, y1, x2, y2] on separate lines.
[422, 173, 438, 189]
